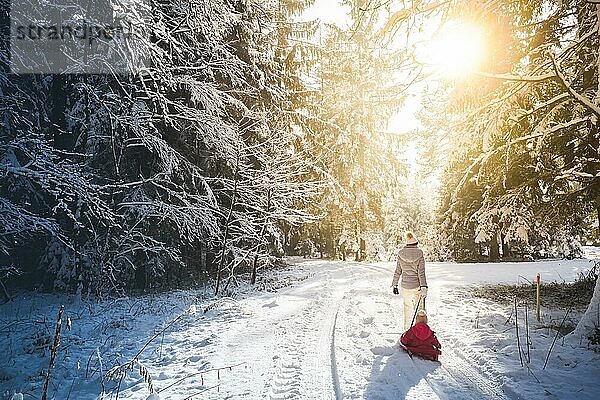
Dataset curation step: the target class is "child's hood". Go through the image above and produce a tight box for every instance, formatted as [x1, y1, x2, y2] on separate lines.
[412, 322, 433, 341]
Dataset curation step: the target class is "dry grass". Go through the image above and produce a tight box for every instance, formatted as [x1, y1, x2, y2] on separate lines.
[473, 262, 598, 310]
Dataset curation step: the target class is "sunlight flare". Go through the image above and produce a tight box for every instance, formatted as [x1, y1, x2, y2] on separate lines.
[428, 21, 486, 78]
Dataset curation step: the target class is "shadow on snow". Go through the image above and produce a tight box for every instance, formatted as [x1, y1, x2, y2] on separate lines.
[364, 344, 441, 400]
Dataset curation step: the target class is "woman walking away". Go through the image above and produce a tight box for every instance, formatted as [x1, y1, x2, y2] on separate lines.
[391, 232, 428, 331]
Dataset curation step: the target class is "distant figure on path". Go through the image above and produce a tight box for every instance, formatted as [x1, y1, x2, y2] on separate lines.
[391, 232, 428, 330]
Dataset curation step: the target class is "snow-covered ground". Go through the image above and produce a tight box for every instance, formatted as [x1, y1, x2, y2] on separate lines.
[1, 255, 599, 400]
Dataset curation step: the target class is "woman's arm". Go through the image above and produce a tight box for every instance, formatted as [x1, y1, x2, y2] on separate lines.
[391, 255, 403, 286]
[417, 253, 427, 287]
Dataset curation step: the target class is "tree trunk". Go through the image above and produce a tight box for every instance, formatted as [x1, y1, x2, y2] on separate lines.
[251, 189, 271, 285]
[489, 233, 500, 261]
[359, 237, 366, 261]
[500, 232, 509, 259]
[596, 196, 600, 239]
[567, 267, 600, 345]
[200, 242, 207, 276]
[594, 0, 600, 240]
[250, 225, 266, 285]
[215, 156, 239, 296]
[566, 3, 600, 346]
[319, 231, 324, 258]
[354, 221, 359, 261]
[332, 234, 337, 260]
[0, 278, 11, 303]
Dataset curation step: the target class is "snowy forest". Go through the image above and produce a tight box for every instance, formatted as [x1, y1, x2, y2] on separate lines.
[1, 0, 599, 297]
[2, 1, 600, 400]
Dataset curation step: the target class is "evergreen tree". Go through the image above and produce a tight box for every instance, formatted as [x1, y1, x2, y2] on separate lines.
[420, 0, 598, 260]
[0, 0, 321, 294]
[301, 16, 407, 261]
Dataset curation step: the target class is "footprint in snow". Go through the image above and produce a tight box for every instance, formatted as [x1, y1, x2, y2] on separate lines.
[355, 354, 371, 365]
[157, 372, 169, 380]
[263, 299, 278, 308]
[196, 337, 212, 347]
[359, 331, 370, 338]
[187, 355, 202, 362]
[371, 346, 395, 356]
[361, 317, 374, 325]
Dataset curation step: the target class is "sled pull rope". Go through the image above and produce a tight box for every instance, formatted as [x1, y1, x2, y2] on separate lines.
[409, 296, 422, 328]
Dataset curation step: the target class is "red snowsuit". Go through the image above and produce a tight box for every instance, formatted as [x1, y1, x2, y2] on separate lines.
[400, 322, 442, 361]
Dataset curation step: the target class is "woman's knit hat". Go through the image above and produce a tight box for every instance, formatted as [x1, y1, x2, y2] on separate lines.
[405, 231, 418, 245]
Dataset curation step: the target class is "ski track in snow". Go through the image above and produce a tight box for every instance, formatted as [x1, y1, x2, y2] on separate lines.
[330, 309, 343, 400]
[433, 317, 513, 399]
[266, 290, 340, 400]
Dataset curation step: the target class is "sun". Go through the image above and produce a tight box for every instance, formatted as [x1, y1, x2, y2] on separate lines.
[428, 21, 486, 78]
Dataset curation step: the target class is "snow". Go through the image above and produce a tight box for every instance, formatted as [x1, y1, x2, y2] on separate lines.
[1, 254, 599, 399]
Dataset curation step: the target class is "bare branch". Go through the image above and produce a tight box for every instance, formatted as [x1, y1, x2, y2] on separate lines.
[474, 71, 556, 83]
[551, 56, 600, 117]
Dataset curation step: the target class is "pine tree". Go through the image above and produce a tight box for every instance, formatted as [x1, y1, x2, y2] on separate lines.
[301, 15, 407, 261]
[0, 0, 322, 294]
[421, 0, 598, 260]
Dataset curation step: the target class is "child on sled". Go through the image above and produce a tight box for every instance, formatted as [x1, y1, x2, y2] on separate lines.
[400, 309, 442, 361]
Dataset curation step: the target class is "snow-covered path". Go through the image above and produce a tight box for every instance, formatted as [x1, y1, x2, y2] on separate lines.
[132, 258, 596, 400]
[2, 257, 599, 399]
